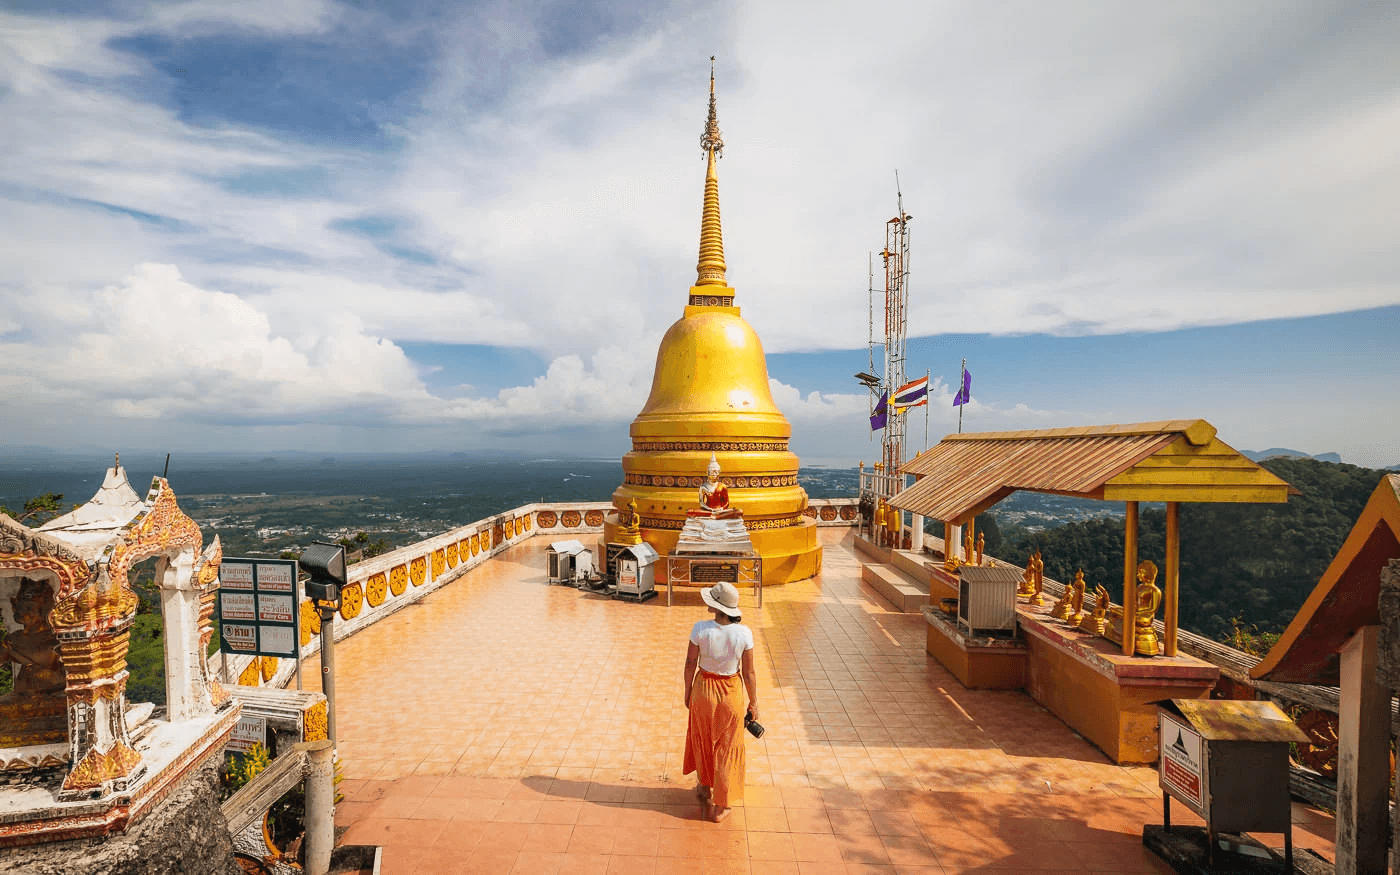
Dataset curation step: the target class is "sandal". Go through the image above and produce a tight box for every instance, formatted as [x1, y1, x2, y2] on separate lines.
[711, 807, 731, 823]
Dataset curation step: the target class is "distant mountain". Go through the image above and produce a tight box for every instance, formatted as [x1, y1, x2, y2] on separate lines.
[1242, 448, 1342, 464]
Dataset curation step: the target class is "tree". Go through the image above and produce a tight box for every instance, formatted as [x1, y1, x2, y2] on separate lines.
[337, 531, 390, 560]
[0, 493, 76, 527]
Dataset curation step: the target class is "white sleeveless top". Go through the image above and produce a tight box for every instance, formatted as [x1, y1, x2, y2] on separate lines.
[690, 620, 753, 676]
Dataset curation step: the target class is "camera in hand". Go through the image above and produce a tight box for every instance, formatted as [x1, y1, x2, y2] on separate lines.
[744, 709, 764, 739]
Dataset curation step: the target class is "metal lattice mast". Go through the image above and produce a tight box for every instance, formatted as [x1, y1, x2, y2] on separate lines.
[880, 185, 912, 498]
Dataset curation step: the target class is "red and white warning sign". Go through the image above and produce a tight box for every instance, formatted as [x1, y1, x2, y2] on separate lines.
[1160, 715, 1204, 810]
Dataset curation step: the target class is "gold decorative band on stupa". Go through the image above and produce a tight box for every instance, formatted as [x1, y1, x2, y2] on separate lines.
[695, 58, 728, 289]
[640, 514, 808, 532]
[625, 473, 800, 488]
[632, 439, 790, 453]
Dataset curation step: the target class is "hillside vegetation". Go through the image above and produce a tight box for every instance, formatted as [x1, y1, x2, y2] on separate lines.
[994, 458, 1385, 641]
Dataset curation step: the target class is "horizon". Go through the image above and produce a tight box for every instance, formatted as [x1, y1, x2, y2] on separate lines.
[3, 2, 1398, 467]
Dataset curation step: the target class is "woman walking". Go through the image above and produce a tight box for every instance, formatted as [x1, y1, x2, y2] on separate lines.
[683, 581, 758, 823]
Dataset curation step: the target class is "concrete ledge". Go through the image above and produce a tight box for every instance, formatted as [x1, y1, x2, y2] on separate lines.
[1019, 600, 1219, 763]
[860, 563, 928, 613]
[923, 607, 1027, 689]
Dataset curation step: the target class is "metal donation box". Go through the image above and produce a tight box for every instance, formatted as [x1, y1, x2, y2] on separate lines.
[1157, 699, 1307, 867]
[546, 540, 594, 585]
[612, 543, 660, 602]
[957, 565, 1021, 635]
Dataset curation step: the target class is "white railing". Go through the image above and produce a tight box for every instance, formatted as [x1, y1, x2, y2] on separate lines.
[221, 497, 859, 690]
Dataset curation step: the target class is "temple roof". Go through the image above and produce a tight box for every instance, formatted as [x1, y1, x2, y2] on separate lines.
[1251, 474, 1400, 685]
[38, 461, 147, 561]
[891, 419, 1296, 524]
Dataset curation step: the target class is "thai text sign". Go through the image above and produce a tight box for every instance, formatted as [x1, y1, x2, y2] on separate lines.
[218, 558, 300, 658]
[1160, 714, 1205, 811]
[227, 714, 267, 754]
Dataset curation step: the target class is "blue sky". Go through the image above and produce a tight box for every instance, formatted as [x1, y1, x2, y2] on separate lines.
[0, 1, 1397, 467]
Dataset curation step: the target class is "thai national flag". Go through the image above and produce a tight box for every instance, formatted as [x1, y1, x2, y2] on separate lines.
[893, 376, 929, 410]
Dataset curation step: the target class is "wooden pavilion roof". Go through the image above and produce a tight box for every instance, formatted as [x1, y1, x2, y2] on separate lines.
[890, 419, 1296, 524]
[1252, 474, 1400, 686]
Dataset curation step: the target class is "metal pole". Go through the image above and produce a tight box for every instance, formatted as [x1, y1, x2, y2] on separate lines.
[318, 609, 337, 743]
[301, 739, 335, 875]
[957, 358, 965, 433]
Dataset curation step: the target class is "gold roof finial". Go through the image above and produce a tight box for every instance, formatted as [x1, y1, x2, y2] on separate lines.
[694, 56, 727, 288]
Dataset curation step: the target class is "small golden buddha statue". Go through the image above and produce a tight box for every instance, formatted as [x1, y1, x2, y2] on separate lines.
[1029, 550, 1045, 606]
[1017, 555, 1036, 597]
[1079, 584, 1111, 636]
[963, 527, 976, 567]
[614, 498, 642, 546]
[975, 531, 985, 566]
[1067, 570, 1087, 626]
[1134, 560, 1162, 656]
[1050, 568, 1079, 621]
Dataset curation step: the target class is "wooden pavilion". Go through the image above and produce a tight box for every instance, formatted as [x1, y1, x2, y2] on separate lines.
[891, 419, 1298, 657]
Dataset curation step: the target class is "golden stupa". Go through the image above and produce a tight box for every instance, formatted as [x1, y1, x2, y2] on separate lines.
[603, 65, 822, 584]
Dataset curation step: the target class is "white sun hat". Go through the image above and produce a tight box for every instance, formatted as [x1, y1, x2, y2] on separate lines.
[700, 581, 742, 617]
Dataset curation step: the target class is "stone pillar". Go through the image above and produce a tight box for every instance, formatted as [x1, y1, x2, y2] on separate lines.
[158, 549, 211, 723]
[302, 740, 336, 875]
[1336, 625, 1389, 875]
[949, 525, 962, 562]
[911, 514, 925, 552]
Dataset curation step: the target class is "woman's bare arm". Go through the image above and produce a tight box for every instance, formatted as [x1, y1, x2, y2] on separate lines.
[740, 648, 758, 721]
[683, 642, 700, 709]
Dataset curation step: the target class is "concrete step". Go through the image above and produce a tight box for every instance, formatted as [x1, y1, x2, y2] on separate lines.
[859, 563, 929, 613]
[890, 549, 936, 584]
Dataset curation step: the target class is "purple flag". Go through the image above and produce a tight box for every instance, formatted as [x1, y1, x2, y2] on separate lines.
[870, 391, 888, 431]
[952, 369, 972, 407]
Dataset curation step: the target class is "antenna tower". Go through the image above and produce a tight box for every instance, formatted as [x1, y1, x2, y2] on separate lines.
[868, 182, 911, 501]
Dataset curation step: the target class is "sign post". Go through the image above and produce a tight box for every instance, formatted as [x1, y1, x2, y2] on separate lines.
[217, 557, 301, 667]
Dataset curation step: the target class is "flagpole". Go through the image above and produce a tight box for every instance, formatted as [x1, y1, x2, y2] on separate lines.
[924, 368, 930, 450]
[957, 358, 965, 434]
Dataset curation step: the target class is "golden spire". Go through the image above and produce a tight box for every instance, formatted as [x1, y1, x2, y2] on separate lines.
[695, 57, 727, 288]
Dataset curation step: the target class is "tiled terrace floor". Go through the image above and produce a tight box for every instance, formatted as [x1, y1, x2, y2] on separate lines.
[318, 527, 1337, 874]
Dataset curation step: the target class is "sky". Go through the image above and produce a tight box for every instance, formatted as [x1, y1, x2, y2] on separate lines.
[1, 0, 1398, 468]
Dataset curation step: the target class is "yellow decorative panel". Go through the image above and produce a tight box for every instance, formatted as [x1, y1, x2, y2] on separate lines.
[303, 700, 328, 742]
[431, 549, 445, 579]
[239, 658, 261, 686]
[409, 556, 426, 586]
[339, 582, 363, 619]
[446, 542, 459, 568]
[300, 600, 320, 645]
[389, 564, 408, 596]
[365, 573, 387, 607]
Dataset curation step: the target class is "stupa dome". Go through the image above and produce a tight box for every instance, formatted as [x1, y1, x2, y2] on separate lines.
[633, 310, 786, 435]
[603, 63, 821, 584]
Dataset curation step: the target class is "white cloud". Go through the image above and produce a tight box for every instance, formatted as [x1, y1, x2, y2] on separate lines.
[0, 2, 1397, 459]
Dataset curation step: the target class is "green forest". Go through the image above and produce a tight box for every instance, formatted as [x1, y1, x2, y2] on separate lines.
[975, 458, 1389, 641]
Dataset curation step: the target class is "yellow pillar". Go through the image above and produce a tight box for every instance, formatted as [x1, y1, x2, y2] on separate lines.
[1123, 501, 1138, 656]
[1164, 502, 1179, 658]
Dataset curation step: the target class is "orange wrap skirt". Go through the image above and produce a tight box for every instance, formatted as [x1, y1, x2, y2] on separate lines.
[683, 669, 746, 808]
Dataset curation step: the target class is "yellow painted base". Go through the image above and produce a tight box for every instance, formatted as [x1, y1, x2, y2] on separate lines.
[1019, 609, 1219, 763]
[603, 518, 822, 585]
[925, 618, 1027, 690]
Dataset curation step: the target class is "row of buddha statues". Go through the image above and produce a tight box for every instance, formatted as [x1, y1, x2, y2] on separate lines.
[1017, 550, 1163, 657]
